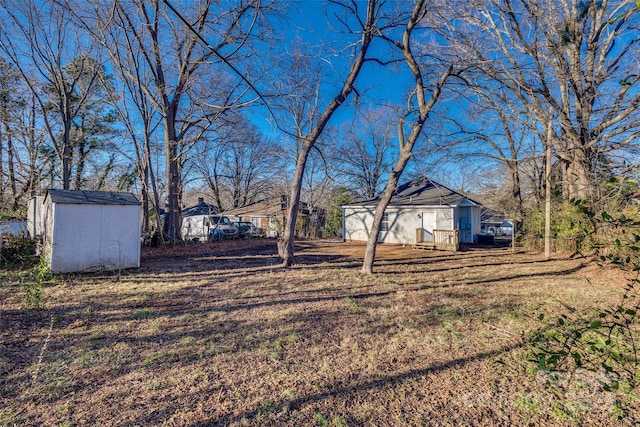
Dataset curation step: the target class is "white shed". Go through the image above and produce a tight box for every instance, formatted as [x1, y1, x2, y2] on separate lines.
[36, 189, 142, 273]
[342, 177, 482, 245]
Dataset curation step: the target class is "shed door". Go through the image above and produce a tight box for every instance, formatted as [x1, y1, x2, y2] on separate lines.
[422, 211, 437, 242]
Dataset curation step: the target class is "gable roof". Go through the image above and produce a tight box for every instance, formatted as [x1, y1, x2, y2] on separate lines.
[481, 207, 508, 224]
[46, 189, 140, 206]
[225, 199, 285, 218]
[182, 199, 218, 217]
[344, 176, 481, 208]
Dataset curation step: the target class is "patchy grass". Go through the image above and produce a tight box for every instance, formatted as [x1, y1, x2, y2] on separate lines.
[1, 239, 638, 425]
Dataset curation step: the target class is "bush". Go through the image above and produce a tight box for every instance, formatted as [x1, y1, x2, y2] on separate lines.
[326, 189, 351, 237]
[529, 203, 640, 395]
[24, 254, 52, 309]
[521, 202, 605, 253]
[0, 234, 39, 268]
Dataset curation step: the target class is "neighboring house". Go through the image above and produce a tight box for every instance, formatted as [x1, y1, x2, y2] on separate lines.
[342, 176, 482, 245]
[226, 196, 326, 238]
[480, 208, 514, 236]
[30, 189, 141, 273]
[225, 198, 287, 238]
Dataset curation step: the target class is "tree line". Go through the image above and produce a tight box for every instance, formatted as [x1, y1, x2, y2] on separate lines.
[0, 0, 638, 271]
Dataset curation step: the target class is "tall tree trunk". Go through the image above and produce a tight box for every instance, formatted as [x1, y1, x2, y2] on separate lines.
[361, 0, 452, 274]
[565, 148, 591, 200]
[163, 112, 182, 242]
[74, 139, 87, 190]
[0, 120, 4, 207]
[278, 142, 312, 266]
[141, 164, 150, 233]
[61, 120, 72, 189]
[278, 0, 378, 267]
[507, 159, 523, 222]
[6, 124, 17, 210]
[144, 131, 163, 244]
[544, 117, 552, 260]
[361, 166, 408, 274]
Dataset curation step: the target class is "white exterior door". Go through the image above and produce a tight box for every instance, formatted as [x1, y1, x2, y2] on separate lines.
[422, 211, 437, 242]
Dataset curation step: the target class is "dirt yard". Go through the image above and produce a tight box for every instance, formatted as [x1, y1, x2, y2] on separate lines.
[1, 239, 638, 426]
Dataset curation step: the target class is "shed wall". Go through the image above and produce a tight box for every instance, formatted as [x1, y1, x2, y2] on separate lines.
[49, 203, 141, 273]
[27, 196, 45, 238]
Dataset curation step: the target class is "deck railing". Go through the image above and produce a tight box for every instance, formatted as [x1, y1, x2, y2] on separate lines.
[415, 228, 459, 251]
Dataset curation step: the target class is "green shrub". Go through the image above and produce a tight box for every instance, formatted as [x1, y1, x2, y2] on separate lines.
[326, 189, 351, 237]
[529, 203, 640, 395]
[0, 207, 27, 221]
[0, 234, 39, 268]
[521, 202, 604, 252]
[24, 254, 53, 309]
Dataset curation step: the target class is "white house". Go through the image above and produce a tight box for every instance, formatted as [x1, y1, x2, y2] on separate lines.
[33, 189, 141, 273]
[342, 177, 482, 245]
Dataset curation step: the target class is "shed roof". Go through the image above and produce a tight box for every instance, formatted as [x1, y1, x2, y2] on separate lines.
[344, 176, 481, 208]
[46, 189, 140, 205]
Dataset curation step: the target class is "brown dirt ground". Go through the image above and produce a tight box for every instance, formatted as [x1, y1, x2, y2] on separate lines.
[1, 239, 638, 426]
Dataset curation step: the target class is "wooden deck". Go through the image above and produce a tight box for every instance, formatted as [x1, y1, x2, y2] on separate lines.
[413, 229, 459, 251]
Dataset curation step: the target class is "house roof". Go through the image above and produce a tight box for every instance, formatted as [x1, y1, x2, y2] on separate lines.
[46, 189, 140, 206]
[481, 207, 508, 224]
[225, 199, 285, 218]
[182, 199, 218, 217]
[344, 176, 482, 208]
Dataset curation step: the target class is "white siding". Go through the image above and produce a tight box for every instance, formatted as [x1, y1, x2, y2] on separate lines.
[343, 206, 455, 244]
[48, 203, 141, 273]
[27, 196, 45, 238]
[434, 208, 454, 230]
[343, 207, 375, 242]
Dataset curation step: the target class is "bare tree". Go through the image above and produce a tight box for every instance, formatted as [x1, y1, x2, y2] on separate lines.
[443, 86, 542, 222]
[334, 107, 396, 199]
[456, 0, 640, 201]
[0, 57, 50, 210]
[0, 0, 110, 190]
[361, 0, 454, 274]
[193, 120, 277, 211]
[0, 57, 23, 209]
[268, 0, 381, 267]
[71, 0, 266, 241]
[99, 63, 162, 235]
[13, 96, 48, 205]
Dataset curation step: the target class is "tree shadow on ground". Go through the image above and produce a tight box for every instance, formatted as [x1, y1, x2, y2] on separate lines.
[201, 343, 523, 426]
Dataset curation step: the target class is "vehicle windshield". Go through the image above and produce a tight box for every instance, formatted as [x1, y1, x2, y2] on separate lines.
[210, 216, 231, 225]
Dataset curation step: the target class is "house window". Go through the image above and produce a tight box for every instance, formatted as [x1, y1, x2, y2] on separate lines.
[381, 212, 389, 231]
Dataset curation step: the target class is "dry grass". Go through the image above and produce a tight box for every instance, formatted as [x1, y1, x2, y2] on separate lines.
[1, 240, 638, 426]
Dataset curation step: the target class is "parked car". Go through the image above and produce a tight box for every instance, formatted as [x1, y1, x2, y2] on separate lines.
[207, 227, 226, 242]
[232, 221, 265, 238]
[206, 215, 238, 240]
